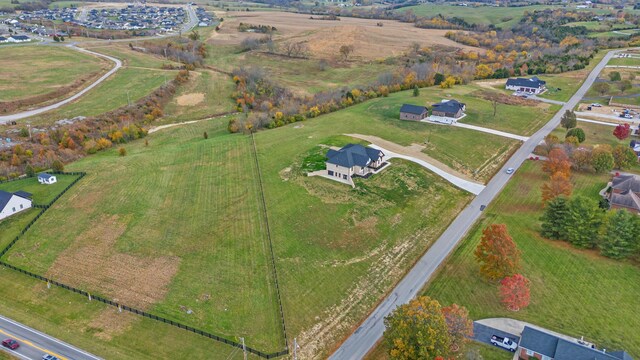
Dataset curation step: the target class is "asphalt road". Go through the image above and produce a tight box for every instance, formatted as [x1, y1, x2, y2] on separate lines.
[0, 4, 198, 124]
[472, 322, 520, 351]
[0, 314, 101, 360]
[328, 48, 621, 360]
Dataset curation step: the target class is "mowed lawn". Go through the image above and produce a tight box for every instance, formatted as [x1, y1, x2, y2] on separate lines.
[424, 160, 640, 357]
[0, 46, 108, 101]
[255, 126, 473, 357]
[3, 121, 284, 352]
[27, 67, 172, 125]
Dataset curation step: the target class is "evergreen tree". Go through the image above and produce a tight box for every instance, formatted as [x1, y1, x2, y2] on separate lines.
[540, 196, 569, 239]
[412, 85, 420, 97]
[560, 110, 577, 130]
[566, 196, 602, 249]
[600, 210, 639, 259]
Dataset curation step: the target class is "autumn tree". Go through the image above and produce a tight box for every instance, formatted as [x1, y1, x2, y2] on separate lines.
[384, 296, 452, 360]
[592, 145, 615, 173]
[499, 274, 531, 311]
[566, 127, 585, 143]
[599, 210, 640, 259]
[542, 148, 571, 176]
[540, 196, 569, 239]
[593, 82, 610, 96]
[51, 159, 64, 172]
[474, 224, 520, 280]
[541, 171, 572, 203]
[474, 64, 492, 79]
[571, 146, 592, 170]
[613, 123, 631, 141]
[566, 196, 602, 249]
[118, 147, 127, 157]
[339, 44, 355, 61]
[612, 144, 637, 169]
[560, 110, 577, 130]
[442, 304, 473, 351]
[542, 134, 559, 155]
[440, 76, 456, 89]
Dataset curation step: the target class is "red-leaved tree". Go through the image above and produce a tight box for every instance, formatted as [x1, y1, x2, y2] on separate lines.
[542, 148, 571, 176]
[474, 224, 520, 280]
[499, 274, 531, 311]
[442, 304, 473, 352]
[613, 123, 631, 141]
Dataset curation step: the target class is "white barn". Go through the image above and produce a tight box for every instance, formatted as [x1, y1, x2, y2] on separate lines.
[38, 173, 57, 185]
[0, 190, 32, 221]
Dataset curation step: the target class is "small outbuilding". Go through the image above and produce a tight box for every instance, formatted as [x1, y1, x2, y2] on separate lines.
[399, 104, 428, 121]
[38, 173, 57, 185]
[0, 190, 32, 221]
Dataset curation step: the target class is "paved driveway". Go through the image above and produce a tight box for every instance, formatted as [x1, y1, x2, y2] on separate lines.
[473, 322, 520, 351]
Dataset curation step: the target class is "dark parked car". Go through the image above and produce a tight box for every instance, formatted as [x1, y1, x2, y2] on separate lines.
[2, 338, 19, 350]
[43, 354, 60, 360]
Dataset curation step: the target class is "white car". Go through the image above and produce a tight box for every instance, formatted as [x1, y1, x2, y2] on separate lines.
[506, 168, 515, 174]
[590, 103, 602, 107]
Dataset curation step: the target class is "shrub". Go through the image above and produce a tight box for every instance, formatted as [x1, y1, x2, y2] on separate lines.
[119, 147, 127, 157]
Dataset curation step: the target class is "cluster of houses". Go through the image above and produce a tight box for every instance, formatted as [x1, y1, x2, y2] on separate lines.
[195, 7, 214, 27]
[0, 35, 31, 43]
[399, 99, 466, 124]
[0, 173, 56, 222]
[9, 5, 188, 32]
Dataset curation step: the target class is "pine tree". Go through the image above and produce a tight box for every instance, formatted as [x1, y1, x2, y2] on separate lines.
[474, 224, 520, 280]
[540, 196, 570, 240]
[566, 196, 602, 249]
[599, 210, 639, 259]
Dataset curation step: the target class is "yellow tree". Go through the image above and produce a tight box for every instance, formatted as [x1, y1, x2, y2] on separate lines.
[474, 224, 520, 280]
[541, 171, 573, 203]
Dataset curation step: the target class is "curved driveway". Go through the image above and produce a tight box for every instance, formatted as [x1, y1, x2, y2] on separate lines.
[329, 48, 622, 360]
[0, 45, 122, 124]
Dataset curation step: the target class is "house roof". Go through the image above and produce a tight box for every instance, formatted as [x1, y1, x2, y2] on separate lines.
[10, 35, 29, 40]
[38, 173, 54, 179]
[431, 99, 465, 114]
[611, 174, 640, 193]
[519, 326, 634, 360]
[13, 191, 32, 199]
[610, 190, 640, 212]
[506, 77, 546, 88]
[326, 144, 384, 168]
[400, 104, 427, 115]
[519, 326, 559, 357]
[0, 190, 13, 212]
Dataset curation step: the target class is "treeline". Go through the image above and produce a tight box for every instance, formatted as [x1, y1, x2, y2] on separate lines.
[133, 38, 207, 68]
[237, 22, 277, 33]
[0, 71, 190, 179]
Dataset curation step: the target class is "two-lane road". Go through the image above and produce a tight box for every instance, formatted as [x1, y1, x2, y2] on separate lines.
[329, 48, 621, 360]
[0, 315, 101, 360]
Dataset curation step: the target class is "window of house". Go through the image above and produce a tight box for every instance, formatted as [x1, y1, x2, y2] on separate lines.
[526, 349, 534, 356]
[343, 174, 347, 180]
[20, 204, 23, 209]
[328, 170, 334, 176]
[12, 207, 16, 212]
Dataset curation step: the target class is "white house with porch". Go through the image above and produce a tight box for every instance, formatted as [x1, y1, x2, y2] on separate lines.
[38, 173, 57, 185]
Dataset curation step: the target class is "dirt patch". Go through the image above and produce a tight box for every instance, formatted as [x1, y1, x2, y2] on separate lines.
[88, 308, 139, 340]
[214, 11, 483, 60]
[176, 92, 205, 106]
[47, 215, 180, 309]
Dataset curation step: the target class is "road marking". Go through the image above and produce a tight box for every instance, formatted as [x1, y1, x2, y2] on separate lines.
[0, 329, 68, 360]
[0, 315, 101, 360]
[0, 347, 31, 360]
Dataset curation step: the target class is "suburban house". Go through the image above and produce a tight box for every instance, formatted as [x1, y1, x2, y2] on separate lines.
[431, 99, 466, 119]
[505, 76, 547, 94]
[8, 35, 30, 42]
[325, 144, 385, 184]
[608, 174, 640, 214]
[38, 173, 57, 185]
[518, 326, 633, 360]
[631, 140, 640, 158]
[0, 190, 32, 221]
[399, 104, 428, 121]
[0, 36, 7, 43]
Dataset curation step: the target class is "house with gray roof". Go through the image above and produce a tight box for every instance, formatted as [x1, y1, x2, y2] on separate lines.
[506, 76, 547, 94]
[324, 144, 385, 186]
[608, 174, 640, 214]
[38, 173, 57, 185]
[399, 104, 428, 121]
[518, 326, 633, 360]
[431, 99, 466, 120]
[0, 190, 32, 221]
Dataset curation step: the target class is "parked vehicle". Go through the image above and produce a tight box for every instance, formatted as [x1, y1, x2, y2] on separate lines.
[43, 354, 60, 360]
[490, 335, 518, 351]
[590, 103, 602, 107]
[1, 338, 19, 350]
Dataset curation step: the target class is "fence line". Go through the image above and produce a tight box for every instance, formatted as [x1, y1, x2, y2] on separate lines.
[250, 132, 289, 352]
[0, 170, 290, 358]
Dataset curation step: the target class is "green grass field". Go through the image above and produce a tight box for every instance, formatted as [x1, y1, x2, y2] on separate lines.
[537, 51, 608, 103]
[0, 46, 108, 102]
[423, 160, 640, 357]
[608, 56, 640, 66]
[83, 44, 181, 69]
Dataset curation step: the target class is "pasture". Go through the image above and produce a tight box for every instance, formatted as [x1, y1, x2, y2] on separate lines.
[423, 160, 640, 358]
[608, 56, 640, 66]
[0, 46, 109, 104]
[212, 11, 483, 60]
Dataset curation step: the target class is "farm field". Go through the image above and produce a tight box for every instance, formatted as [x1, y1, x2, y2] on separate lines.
[536, 51, 607, 103]
[83, 43, 181, 69]
[212, 11, 483, 60]
[3, 121, 285, 352]
[0, 46, 109, 103]
[423, 160, 640, 358]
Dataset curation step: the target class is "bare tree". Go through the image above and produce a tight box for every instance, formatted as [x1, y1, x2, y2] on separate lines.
[339, 44, 354, 61]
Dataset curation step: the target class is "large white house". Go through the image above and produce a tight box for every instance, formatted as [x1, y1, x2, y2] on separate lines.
[324, 144, 385, 185]
[0, 190, 32, 221]
[505, 76, 546, 94]
[38, 173, 57, 185]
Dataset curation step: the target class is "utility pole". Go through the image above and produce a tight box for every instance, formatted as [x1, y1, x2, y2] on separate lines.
[240, 337, 247, 360]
